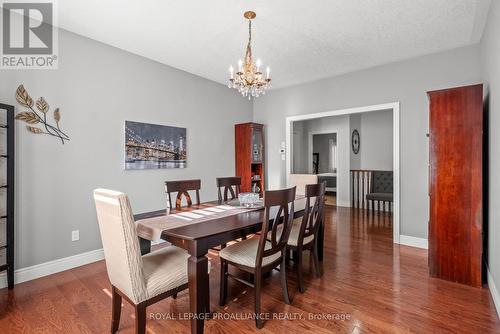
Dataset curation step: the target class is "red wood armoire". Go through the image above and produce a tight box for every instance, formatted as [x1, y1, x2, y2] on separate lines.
[235, 123, 265, 195]
[428, 84, 483, 287]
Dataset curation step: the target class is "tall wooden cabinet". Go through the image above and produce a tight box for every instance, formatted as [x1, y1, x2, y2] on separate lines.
[235, 123, 265, 194]
[428, 84, 483, 287]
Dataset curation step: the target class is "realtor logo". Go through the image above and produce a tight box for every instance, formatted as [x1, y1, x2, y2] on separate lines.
[1, 0, 58, 69]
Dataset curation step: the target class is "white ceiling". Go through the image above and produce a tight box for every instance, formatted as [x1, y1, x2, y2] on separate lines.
[57, 0, 491, 89]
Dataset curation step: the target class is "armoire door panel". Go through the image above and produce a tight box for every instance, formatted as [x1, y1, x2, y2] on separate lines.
[428, 84, 483, 287]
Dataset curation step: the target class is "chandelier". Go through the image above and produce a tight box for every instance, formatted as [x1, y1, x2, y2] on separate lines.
[228, 11, 271, 99]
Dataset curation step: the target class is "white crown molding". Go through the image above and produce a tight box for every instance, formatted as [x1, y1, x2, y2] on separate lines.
[399, 235, 428, 249]
[0, 248, 104, 289]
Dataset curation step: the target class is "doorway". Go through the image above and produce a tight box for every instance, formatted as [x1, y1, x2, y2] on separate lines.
[310, 132, 337, 206]
[285, 102, 401, 244]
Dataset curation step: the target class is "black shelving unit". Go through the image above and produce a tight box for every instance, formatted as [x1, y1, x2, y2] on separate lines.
[0, 104, 14, 289]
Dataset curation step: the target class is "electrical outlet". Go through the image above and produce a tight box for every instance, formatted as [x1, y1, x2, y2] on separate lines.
[71, 230, 79, 242]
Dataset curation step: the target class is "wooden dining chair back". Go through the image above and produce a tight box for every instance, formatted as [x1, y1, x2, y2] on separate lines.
[216, 177, 241, 203]
[260, 187, 296, 267]
[287, 182, 326, 293]
[94, 189, 190, 334]
[299, 182, 326, 245]
[165, 179, 201, 210]
[219, 186, 296, 329]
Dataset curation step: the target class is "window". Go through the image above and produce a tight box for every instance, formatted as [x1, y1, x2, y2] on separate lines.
[329, 138, 337, 173]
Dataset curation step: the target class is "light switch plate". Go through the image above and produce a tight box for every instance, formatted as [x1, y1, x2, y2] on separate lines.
[71, 230, 79, 241]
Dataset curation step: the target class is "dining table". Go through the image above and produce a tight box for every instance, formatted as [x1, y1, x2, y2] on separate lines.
[134, 198, 324, 334]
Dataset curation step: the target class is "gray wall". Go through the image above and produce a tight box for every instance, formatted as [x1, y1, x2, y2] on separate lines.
[0, 29, 252, 268]
[292, 121, 308, 174]
[349, 114, 361, 170]
[254, 45, 482, 239]
[360, 109, 393, 170]
[481, 0, 500, 308]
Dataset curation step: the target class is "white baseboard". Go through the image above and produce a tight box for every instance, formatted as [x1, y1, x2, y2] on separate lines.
[487, 266, 500, 318]
[336, 200, 351, 208]
[399, 235, 428, 249]
[0, 248, 104, 289]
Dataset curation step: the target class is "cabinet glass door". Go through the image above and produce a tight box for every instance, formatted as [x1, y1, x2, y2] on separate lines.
[251, 127, 263, 163]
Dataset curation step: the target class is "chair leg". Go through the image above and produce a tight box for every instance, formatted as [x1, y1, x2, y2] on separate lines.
[254, 274, 263, 329]
[138, 237, 151, 255]
[134, 302, 146, 334]
[111, 286, 122, 334]
[285, 248, 291, 264]
[219, 259, 228, 306]
[312, 245, 322, 277]
[280, 255, 291, 304]
[297, 250, 305, 293]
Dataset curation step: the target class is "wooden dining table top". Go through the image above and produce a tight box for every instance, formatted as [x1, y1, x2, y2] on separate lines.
[135, 197, 307, 242]
[135, 201, 262, 239]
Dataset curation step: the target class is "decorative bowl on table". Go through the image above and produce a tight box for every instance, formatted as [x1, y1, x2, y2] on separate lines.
[226, 192, 263, 208]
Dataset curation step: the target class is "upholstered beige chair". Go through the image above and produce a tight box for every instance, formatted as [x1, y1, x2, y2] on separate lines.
[93, 189, 190, 334]
[289, 174, 318, 211]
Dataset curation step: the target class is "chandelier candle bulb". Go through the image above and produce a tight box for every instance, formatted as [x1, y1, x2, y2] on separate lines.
[229, 65, 234, 79]
[256, 59, 261, 72]
[266, 66, 270, 79]
[238, 59, 243, 72]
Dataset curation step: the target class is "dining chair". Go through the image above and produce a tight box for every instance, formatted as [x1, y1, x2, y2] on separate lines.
[366, 170, 393, 214]
[215, 176, 244, 248]
[282, 182, 325, 293]
[219, 186, 296, 329]
[288, 174, 318, 196]
[289, 174, 318, 212]
[165, 179, 201, 210]
[216, 176, 241, 203]
[93, 189, 191, 334]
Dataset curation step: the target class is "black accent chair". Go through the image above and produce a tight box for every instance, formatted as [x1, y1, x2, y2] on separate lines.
[366, 171, 393, 213]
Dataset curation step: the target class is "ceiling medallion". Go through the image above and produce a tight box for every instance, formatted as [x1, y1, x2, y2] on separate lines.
[228, 11, 271, 99]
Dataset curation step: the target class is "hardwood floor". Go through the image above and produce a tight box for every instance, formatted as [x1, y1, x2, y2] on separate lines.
[325, 192, 336, 206]
[1, 206, 499, 333]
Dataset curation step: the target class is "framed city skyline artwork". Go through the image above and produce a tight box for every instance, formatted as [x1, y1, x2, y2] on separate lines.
[125, 120, 187, 170]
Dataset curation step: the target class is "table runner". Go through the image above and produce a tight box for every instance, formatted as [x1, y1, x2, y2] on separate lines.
[136, 203, 262, 242]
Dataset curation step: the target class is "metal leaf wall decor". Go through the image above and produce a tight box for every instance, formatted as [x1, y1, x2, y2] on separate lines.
[14, 85, 70, 144]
